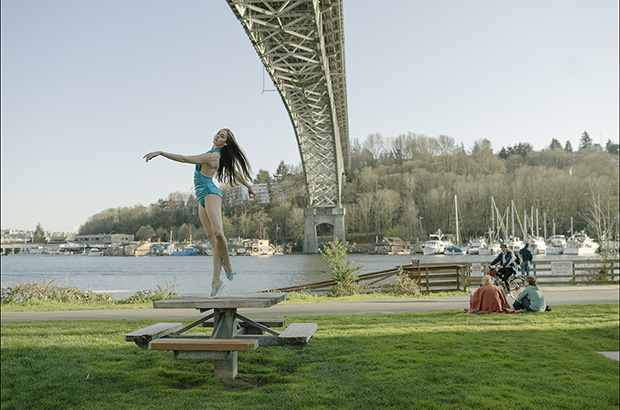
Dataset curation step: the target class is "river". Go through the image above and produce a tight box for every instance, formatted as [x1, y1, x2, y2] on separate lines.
[0, 253, 598, 297]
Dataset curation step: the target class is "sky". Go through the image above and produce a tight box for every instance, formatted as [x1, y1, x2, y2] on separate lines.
[1, 0, 618, 233]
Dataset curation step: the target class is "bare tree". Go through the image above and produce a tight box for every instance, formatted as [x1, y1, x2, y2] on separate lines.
[584, 186, 619, 259]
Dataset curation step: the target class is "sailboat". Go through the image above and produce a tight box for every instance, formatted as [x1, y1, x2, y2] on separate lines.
[480, 197, 502, 255]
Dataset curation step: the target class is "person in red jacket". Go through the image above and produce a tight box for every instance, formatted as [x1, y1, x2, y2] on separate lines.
[463, 275, 522, 313]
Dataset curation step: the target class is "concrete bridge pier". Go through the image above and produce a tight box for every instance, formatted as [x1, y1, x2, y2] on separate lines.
[303, 206, 346, 253]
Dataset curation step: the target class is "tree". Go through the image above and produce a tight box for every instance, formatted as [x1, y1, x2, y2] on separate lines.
[319, 240, 363, 297]
[549, 138, 562, 150]
[498, 147, 510, 160]
[32, 223, 46, 243]
[363, 133, 385, 160]
[177, 223, 191, 242]
[136, 225, 156, 241]
[514, 142, 533, 158]
[605, 139, 619, 155]
[579, 131, 593, 150]
[254, 169, 272, 184]
[564, 141, 573, 152]
[274, 161, 290, 179]
[498, 142, 532, 159]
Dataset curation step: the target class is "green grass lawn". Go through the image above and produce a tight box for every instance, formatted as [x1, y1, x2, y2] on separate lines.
[0, 291, 469, 312]
[1, 304, 618, 409]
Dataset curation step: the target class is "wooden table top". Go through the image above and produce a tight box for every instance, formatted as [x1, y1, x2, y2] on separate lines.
[153, 292, 287, 309]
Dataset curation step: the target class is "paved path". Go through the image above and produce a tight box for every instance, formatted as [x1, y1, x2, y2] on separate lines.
[2, 285, 617, 322]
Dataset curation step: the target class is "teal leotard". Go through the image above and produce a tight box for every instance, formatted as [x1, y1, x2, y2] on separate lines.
[194, 148, 222, 206]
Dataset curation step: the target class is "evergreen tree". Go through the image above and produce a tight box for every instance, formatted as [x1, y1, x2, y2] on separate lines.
[579, 131, 593, 149]
[254, 169, 272, 184]
[564, 140, 573, 152]
[32, 223, 46, 243]
[605, 139, 619, 155]
[549, 138, 562, 150]
[274, 161, 290, 179]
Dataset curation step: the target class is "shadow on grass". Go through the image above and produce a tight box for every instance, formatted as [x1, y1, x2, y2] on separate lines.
[1, 305, 618, 409]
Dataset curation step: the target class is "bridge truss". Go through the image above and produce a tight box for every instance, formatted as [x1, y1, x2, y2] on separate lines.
[226, 0, 349, 209]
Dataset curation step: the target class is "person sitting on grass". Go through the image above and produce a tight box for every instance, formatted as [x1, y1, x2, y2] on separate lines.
[513, 276, 550, 312]
[463, 275, 522, 313]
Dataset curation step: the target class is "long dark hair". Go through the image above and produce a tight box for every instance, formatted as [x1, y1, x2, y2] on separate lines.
[215, 129, 252, 186]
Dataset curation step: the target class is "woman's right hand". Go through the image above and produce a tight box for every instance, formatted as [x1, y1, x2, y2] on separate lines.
[143, 151, 162, 163]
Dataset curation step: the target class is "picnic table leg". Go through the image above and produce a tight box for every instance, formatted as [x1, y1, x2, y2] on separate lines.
[212, 308, 238, 379]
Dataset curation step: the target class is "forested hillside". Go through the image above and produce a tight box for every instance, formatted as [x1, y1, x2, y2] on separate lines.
[79, 132, 619, 248]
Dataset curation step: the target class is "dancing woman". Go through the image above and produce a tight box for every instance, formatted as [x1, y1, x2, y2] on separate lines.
[144, 128, 256, 297]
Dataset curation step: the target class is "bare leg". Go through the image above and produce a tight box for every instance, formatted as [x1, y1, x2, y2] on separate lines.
[204, 195, 233, 284]
[198, 201, 223, 292]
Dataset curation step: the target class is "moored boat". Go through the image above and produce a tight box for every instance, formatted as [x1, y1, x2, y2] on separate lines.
[444, 245, 466, 255]
[467, 238, 487, 255]
[479, 242, 500, 255]
[564, 232, 599, 255]
[528, 236, 547, 255]
[171, 246, 198, 256]
[422, 230, 452, 255]
[87, 248, 102, 256]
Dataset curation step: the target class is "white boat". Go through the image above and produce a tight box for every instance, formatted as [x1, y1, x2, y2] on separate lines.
[546, 235, 566, 254]
[548, 235, 567, 248]
[467, 238, 487, 255]
[546, 246, 564, 255]
[412, 242, 425, 253]
[506, 237, 524, 252]
[479, 242, 500, 255]
[564, 232, 599, 255]
[250, 239, 275, 256]
[528, 236, 547, 255]
[87, 248, 102, 256]
[422, 230, 452, 255]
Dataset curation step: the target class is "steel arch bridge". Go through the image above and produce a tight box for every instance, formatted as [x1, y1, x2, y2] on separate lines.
[227, 0, 350, 253]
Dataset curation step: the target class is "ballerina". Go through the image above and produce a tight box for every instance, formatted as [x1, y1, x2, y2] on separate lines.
[144, 128, 256, 297]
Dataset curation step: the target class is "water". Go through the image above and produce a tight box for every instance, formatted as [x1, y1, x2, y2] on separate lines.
[0, 253, 596, 295]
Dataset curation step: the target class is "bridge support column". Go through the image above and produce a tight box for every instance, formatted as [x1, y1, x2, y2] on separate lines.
[303, 206, 346, 253]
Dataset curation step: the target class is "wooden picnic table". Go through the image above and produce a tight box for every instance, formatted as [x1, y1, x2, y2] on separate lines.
[125, 292, 317, 379]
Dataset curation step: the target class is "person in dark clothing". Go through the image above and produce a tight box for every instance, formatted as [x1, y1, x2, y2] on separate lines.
[490, 243, 517, 291]
[519, 243, 533, 276]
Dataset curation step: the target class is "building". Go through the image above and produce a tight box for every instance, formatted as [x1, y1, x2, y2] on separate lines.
[222, 183, 270, 207]
[375, 237, 410, 254]
[73, 234, 135, 245]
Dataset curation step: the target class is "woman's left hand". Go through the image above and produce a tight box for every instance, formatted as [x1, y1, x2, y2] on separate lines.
[143, 151, 162, 162]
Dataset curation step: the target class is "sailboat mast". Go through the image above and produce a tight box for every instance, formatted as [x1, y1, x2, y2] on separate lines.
[491, 197, 495, 241]
[523, 210, 527, 242]
[455, 195, 460, 245]
[511, 200, 515, 240]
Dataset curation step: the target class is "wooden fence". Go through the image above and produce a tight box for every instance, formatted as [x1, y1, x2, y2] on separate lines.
[271, 259, 619, 294]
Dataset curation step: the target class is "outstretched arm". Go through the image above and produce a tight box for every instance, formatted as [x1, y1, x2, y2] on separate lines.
[143, 151, 213, 164]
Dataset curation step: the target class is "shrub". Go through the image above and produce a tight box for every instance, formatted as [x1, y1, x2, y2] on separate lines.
[122, 278, 179, 303]
[1, 278, 113, 305]
[319, 240, 364, 297]
[380, 267, 421, 295]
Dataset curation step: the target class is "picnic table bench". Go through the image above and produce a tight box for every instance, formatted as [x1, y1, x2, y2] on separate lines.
[124, 292, 317, 379]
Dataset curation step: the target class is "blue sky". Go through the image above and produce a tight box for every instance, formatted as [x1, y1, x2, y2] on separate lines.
[1, 0, 618, 232]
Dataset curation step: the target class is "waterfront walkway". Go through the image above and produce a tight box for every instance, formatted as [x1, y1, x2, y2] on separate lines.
[2, 285, 617, 323]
